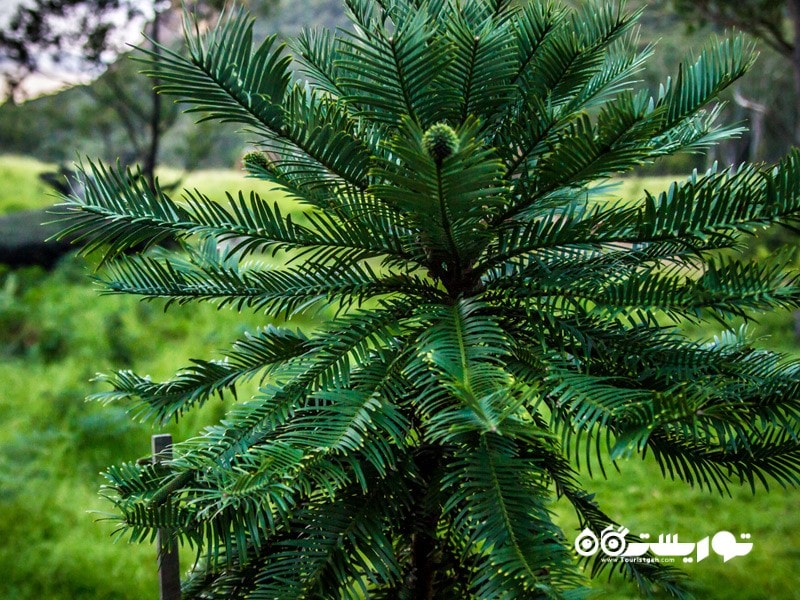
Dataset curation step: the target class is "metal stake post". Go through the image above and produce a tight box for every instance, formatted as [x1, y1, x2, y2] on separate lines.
[152, 434, 181, 600]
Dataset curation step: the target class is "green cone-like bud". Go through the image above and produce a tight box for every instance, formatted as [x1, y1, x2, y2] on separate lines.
[243, 151, 271, 171]
[422, 123, 459, 164]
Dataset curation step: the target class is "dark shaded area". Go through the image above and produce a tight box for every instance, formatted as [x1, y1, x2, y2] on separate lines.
[0, 166, 87, 268]
[0, 208, 74, 269]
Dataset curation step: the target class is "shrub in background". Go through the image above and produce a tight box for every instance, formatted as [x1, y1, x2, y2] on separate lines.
[59, 0, 800, 597]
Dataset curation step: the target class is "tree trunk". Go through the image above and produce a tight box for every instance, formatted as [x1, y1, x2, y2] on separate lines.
[787, 0, 800, 145]
[733, 89, 766, 161]
[409, 446, 443, 600]
[143, 7, 163, 190]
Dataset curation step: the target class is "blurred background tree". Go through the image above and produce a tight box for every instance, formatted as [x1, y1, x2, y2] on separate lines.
[669, 0, 799, 158]
[0, 0, 270, 182]
[0, 0, 273, 266]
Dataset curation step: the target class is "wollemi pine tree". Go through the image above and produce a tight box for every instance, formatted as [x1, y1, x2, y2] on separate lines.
[57, 0, 800, 597]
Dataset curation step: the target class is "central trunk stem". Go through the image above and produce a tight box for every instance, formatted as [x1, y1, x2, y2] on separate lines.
[410, 446, 443, 599]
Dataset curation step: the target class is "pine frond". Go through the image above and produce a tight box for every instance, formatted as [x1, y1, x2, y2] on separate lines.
[91, 325, 310, 423]
[372, 117, 507, 274]
[645, 427, 800, 494]
[442, 434, 584, 597]
[652, 35, 756, 150]
[444, 8, 517, 125]
[520, 433, 692, 598]
[97, 250, 441, 317]
[503, 251, 800, 324]
[291, 27, 346, 98]
[141, 9, 372, 193]
[53, 161, 191, 262]
[337, 7, 454, 126]
[141, 8, 290, 129]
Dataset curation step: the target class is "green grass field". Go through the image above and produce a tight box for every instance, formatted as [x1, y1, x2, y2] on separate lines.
[0, 157, 302, 216]
[0, 155, 56, 213]
[1, 154, 798, 599]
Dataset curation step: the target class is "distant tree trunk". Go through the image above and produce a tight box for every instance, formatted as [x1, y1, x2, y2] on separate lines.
[787, 0, 800, 144]
[143, 7, 164, 190]
[733, 89, 767, 161]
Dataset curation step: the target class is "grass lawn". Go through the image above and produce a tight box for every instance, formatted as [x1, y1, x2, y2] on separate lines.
[0, 155, 57, 213]
[1, 154, 798, 599]
[557, 455, 800, 599]
[0, 155, 301, 215]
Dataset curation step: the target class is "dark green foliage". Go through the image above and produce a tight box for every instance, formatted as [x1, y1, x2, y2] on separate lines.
[57, 0, 800, 597]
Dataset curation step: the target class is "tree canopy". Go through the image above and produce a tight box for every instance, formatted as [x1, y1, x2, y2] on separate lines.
[0, 0, 149, 99]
